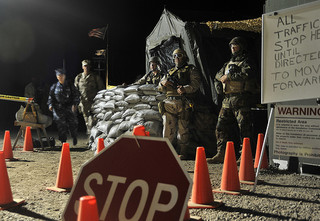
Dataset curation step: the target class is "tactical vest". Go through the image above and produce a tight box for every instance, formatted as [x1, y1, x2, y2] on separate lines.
[146, 71, 162, 85]
[166, 65, 192, 97]
[223, 60, 245, 94]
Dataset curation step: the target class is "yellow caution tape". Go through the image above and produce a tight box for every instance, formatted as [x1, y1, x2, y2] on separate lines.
[0, 94, 33, 103]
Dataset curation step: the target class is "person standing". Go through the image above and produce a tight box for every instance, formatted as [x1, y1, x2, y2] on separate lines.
[134, 56, 164, 85]
[207, 37, 257, 164]
[158, 48, 201, 159]
[74, 60, 104, 134]
[48, 68, 80, 145]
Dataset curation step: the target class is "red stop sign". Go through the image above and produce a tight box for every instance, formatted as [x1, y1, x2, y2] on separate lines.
[63, 135, 192, 221]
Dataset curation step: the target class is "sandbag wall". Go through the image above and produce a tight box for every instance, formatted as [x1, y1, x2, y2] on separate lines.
[89, 84, 165, 151]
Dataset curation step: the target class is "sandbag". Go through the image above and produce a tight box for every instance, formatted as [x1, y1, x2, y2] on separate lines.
[107, 124, 120, 138]
[115, 101, 129, 107]
[125, 94, 140, 104]
[118, 121, 133, 131]
[89, 83, 166, 151]
[144, 121, 163, 137]
[96, 120, 113, 134]
[103, 111, 113, 121]
[122, 109, 136, 118]
[141, 96, 156, 103]
[110, 111, 123, 121]
[136, 109, 162, 122]
[124, 85, 139, 93]
[138, 84, 158, 91]
[133, 104, 151, 110]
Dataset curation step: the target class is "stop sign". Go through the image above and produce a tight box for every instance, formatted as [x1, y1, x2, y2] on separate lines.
[63, 135, 192, 221]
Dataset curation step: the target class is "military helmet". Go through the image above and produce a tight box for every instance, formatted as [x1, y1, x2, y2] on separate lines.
[229, 37, 247, 51]
[82, 59, 91, 66]
[149, 56, 161, 64]
[172, 48, 187, 57]
[172, 48, 189, 62]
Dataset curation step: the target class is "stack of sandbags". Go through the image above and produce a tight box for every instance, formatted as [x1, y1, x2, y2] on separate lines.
[89, 84, 166, 151]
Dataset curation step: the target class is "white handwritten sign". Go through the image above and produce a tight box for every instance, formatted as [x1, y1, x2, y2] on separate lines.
[262, 1, 320, 103]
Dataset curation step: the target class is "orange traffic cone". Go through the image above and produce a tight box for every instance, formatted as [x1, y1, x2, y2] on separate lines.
[239, 138, 255, 185]
[23, 126, 34, 152]
[47, 143, 73, 192]
[188, 147, 223, 209]
[77, 196, 99, 221]
[2, 131, 14, 161]
[213, 141, 242, 195]
[254, 133, 268, 169]
[132, 125, 150, 136]
[97, 138, 105, 153]
[0, 151, 24, 210]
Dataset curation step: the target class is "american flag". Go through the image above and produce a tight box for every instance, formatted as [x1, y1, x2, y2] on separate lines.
[88, 25, 108, 40]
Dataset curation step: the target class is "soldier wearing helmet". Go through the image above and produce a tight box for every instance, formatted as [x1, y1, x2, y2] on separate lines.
[74, 59, 105, 135]
[159, 48, 201, 160]
[207, 37, 257, 164]
[134, 56, 164, 85]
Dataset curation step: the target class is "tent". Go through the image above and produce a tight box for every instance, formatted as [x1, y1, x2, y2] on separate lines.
[145, 9, 264, 157]
[146, 9, 262, 105]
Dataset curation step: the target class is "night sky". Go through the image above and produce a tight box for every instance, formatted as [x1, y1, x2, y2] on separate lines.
[0, 0, 264, 130]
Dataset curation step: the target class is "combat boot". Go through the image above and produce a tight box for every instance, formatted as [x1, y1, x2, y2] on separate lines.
[207, 147, 225, 164]
[179, 145, 193, 160]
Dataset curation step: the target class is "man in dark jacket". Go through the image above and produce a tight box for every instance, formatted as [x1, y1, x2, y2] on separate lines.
[48, 68, 80, 145]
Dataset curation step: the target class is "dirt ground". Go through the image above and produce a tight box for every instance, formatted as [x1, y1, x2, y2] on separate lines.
[0, 130, 320, 221]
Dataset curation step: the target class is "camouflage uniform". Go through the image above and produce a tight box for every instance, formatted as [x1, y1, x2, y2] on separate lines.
[48, 80, 80, 143]
[134, 71, 164, 85]
[208, 37, 256, 163]
[159, 63, 201, 158]
[74, 63, 104, 134]
[134, 56, 164, 85]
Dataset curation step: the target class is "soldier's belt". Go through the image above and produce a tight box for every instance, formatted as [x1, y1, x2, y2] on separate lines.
[166, 96, 183, 100]
[224, 93, 245, 97]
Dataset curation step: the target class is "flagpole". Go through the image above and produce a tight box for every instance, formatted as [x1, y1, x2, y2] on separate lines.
[105, 25, 109, 89]
[88, 25, 109, 89]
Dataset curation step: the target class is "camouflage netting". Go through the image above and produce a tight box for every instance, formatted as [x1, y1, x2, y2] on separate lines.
[88, 84, 165, 151]
[205, 17, 262, 33]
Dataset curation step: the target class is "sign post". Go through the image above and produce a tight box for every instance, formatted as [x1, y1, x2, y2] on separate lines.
[63, 135, 192, 221]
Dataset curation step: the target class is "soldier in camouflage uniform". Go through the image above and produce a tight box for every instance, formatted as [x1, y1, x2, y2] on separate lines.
[74, 60, 104, 134]
[207, 37, 256, 164]
[134, 56, 164, 85]
[48, 68, 80, 145]
[159, 48, 201, 160]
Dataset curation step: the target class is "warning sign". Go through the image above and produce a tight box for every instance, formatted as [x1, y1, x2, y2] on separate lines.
[273, 105, 320, 159]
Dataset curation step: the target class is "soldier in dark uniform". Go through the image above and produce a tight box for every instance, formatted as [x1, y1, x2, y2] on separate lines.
[207, 37, 257, 164]
[159, 48, 201, 159]
[134, 56, 164, 85]
[48, 68, 80, 146]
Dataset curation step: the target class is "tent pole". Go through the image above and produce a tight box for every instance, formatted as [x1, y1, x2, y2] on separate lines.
[252, 104, 275, 192]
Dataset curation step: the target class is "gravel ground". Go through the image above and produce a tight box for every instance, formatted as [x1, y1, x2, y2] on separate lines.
[0, 130, 320, 221]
